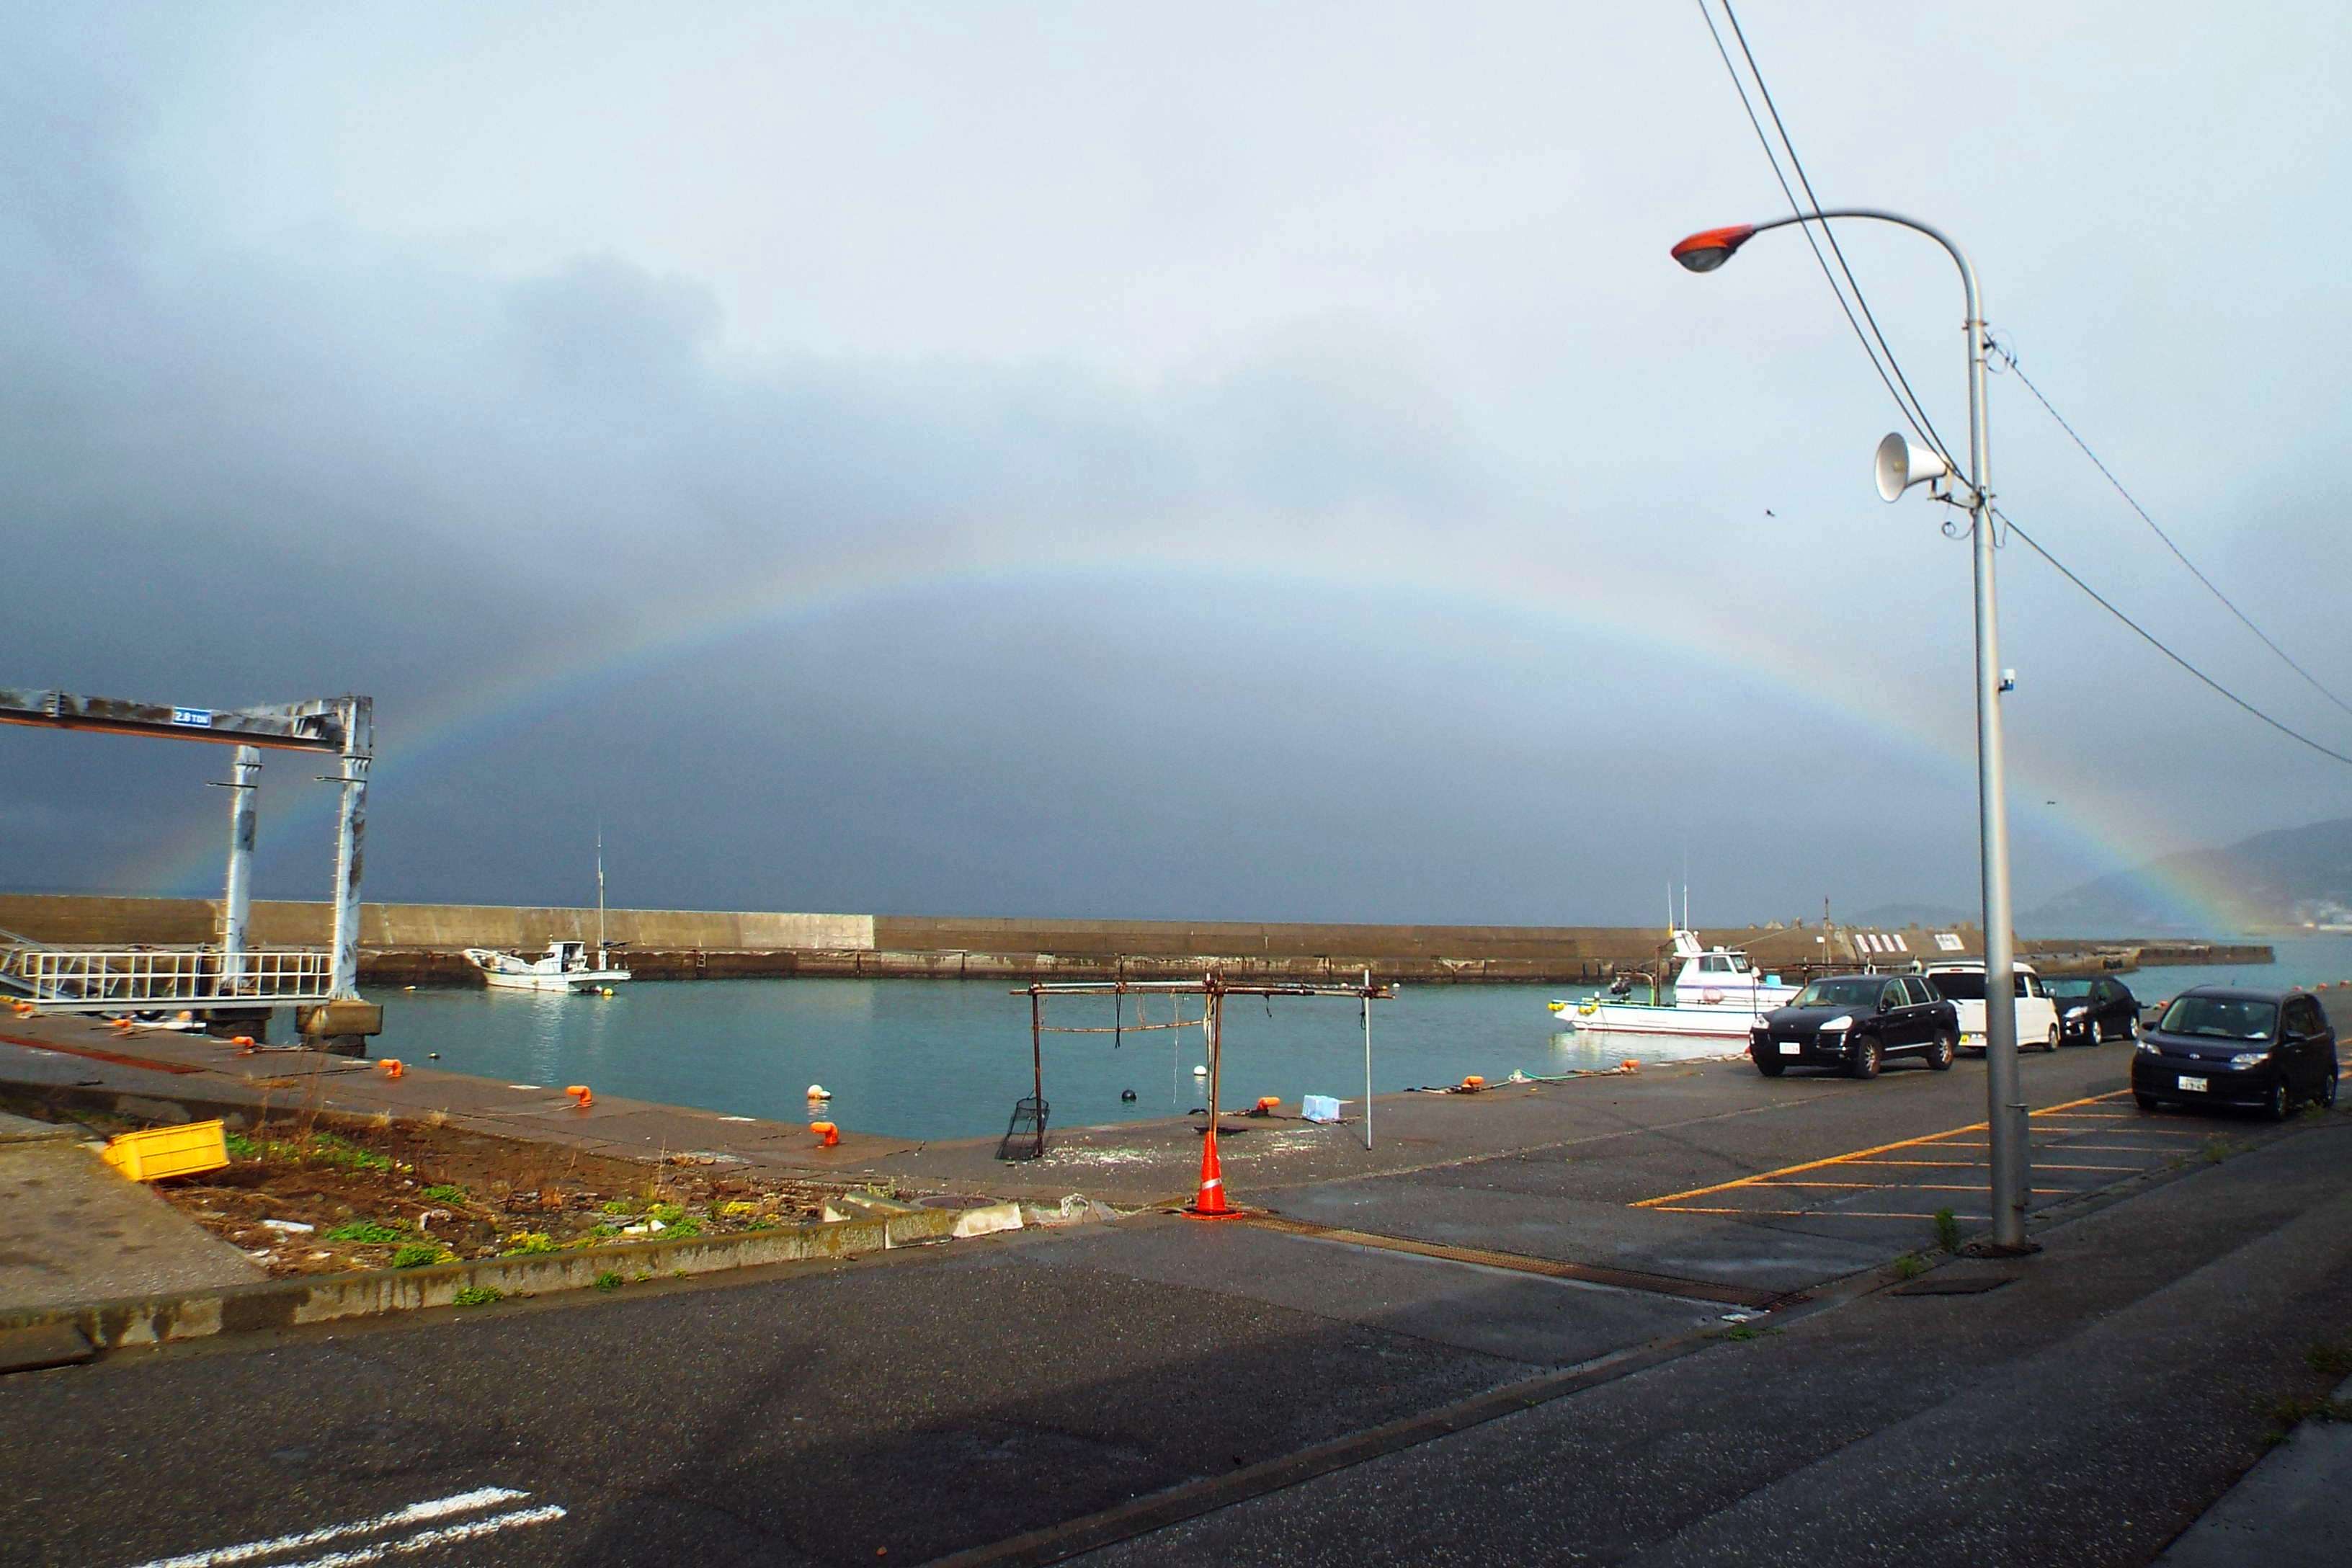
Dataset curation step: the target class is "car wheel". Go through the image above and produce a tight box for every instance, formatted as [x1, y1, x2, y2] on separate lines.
[2324, 1062, 2340, 1110]
[1755, 1057, 1786, 1078]
[2134, 1092, 2162, 1113]
[1848, 1035, 1883, 1080]
[1927, 1030, 1956, 1072]
[2266, 1081, 2291, 1122]
[2045, 1025, 2062, 1054]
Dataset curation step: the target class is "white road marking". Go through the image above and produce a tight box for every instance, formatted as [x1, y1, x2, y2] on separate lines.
[127, 1488, 533, 1568]
[275, 1506, 569, 1567]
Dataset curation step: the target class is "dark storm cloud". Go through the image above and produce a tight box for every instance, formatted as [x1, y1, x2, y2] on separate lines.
[1, 4, 2347, 927]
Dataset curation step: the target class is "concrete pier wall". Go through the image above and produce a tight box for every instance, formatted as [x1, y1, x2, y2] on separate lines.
[0, 894, 2271, 986]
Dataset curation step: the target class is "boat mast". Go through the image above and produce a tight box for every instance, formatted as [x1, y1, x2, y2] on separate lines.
[595, 824, 607, 959]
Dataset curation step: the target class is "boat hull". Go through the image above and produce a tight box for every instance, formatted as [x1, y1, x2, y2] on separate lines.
[1548, 1000, 1765, 1038]
[478, 968, 631, 994]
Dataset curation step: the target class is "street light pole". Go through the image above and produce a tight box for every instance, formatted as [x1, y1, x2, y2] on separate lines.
[1671, 208, 2031, 1252]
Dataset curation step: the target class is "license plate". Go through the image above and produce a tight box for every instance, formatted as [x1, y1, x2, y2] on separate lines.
[2177, 1075, 2208, 1093]
[1779, 1042, 1799, 1056]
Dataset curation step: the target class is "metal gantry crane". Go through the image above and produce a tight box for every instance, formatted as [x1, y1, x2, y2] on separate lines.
[0, 688, 380, 1048]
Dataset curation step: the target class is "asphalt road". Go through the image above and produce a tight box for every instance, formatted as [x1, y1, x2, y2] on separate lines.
[5, 1035, 2349, 1567]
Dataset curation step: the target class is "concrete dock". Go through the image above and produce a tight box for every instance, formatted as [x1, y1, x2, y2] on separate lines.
[0, 892, 2275, 987]
[4, 995, 2351, 1564]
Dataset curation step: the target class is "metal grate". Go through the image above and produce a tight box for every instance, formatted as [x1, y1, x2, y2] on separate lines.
[995, 1095, 1050, 1162]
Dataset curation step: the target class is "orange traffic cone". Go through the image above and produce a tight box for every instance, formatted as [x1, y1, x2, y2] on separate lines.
[1186, 1126, 1237, 1218]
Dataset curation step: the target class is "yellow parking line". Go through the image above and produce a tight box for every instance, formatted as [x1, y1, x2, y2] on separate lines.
[1933, 1139, 2188, 1152]
[1656, 1206, 1991, 1221]
[1849, 1157, 2140, 1172]
[1632, 1091, 2132, 1209]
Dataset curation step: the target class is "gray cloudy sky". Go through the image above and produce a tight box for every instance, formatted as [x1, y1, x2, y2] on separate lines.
[2, 1, 2347, 928]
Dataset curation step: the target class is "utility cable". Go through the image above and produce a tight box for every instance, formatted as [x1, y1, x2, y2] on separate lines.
[1997, 508, 2352, 770]
[1693, 0, 1945, 463]
[1987, 340, 2352, 725]
[1718, 0, 1961, 472]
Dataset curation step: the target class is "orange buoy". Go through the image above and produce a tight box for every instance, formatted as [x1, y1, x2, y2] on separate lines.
[1252, 1095, 1280, 1116]
[377, 1058, 404, 1079]
[1619, 1059, 1642, 1073]
[810, 1120, 839, 1148]
[565, 1084, 593, 1108]
[1459, 1074, 1486, 1092]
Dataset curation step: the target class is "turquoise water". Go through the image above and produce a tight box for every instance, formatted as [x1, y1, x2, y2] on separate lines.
[375, 979, 1713, 1141]
[373, 935, 2352, 1141]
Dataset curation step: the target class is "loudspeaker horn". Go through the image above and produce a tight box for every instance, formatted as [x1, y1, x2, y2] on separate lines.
[1874, 432, 1954, 503]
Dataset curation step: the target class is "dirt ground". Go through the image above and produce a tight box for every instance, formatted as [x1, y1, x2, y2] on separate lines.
[4, 1092, 896, 1278]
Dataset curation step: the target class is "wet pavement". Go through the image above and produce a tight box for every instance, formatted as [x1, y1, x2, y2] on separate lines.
[1, 994, 2348, 1564]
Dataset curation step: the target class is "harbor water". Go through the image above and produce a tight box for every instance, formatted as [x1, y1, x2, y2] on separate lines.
[374, 936, 2352, 1142]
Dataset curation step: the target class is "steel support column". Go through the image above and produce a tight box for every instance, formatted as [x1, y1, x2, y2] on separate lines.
[218, 745, 261, 992]
[324, 697, 373, 999]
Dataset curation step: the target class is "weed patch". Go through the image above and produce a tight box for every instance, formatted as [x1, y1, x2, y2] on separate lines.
[500, 1231, 558, 1257]
[452, 1286, 503, 1307]
[391, 1244, 453, 1270]
[594, 1272, 623, 1293]
[421, 1183, 468, 1204]
[2308, 1341, 2352, 1379]
[1933, 1208, 1962, 1252]
[324, 1219, 406, 1244]
[1892, 1252, 1928, 1280]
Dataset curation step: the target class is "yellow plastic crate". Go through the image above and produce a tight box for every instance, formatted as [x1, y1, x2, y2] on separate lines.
[99, 1119, 228, 1182]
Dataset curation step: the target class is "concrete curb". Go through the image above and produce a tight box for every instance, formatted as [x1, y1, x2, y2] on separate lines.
[0, 1205, 957, 1352]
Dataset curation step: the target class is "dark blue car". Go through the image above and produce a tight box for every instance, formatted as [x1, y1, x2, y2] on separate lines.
[2132, 985, 2339, 1119]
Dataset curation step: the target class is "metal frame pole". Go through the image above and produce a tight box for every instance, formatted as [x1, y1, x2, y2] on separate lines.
[1690, 208, 2028, 1251]
[218, 745, 260, 993]
[324, 697, 371, 1000]
[1362, 967, 1373, 1152]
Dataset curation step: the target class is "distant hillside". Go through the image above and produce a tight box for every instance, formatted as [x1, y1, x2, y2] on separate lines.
[2030, 818, 2352, 935]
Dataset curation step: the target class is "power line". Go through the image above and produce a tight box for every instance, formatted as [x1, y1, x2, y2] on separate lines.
[1989, 339, 2352, 725]
[1717, 0, 1961, 473]
[1691, 1, 1942, 461]
[1696, 1, 2352, 767]
[1998, 508, 2352, 770]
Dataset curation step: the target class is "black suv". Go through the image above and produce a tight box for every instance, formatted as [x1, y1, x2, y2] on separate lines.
[2132, 986, 2339, 1118]
[1750, 973, 1961, 1079]
[2045, 974, 2139, 1044]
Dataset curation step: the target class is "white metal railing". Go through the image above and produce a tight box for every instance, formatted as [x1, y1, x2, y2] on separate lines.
[0, 944, 334, 1011]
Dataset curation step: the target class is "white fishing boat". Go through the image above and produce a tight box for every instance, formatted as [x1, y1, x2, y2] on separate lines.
[463, 834, 631, 994]
[1549, 929, 1800, 1037]
[463, 939, 631, 994]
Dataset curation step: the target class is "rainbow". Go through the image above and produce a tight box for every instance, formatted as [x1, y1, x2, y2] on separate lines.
[111, 533, 2250, 932]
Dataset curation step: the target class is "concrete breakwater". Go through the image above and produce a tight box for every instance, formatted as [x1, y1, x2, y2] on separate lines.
[0, 894, 2271, 985]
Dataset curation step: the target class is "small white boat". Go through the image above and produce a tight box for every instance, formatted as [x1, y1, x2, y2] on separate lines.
[463, 940, 631, 994]
[463, 833, 631, 994]
[1549, 930, 1799, 1037]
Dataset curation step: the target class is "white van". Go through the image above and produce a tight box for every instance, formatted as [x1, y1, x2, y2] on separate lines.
[1922, 962, 2062, 1054]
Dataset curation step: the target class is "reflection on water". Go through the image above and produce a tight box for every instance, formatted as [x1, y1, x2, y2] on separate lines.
[370, 936, 2352, 1142]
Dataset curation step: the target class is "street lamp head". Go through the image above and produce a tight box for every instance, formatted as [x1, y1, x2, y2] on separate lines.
[1670, 223, 1759, 272]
